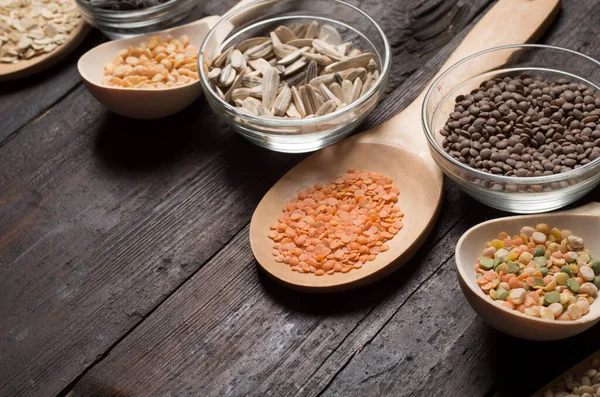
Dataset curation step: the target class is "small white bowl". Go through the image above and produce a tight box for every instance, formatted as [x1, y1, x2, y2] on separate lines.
[455, 202, 600, 341]
[78, 15, 220, 119]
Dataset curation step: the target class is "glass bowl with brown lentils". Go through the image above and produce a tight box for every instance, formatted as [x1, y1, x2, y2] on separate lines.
[423, 45, 600, 214]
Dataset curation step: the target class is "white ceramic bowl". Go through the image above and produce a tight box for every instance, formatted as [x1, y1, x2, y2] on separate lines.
[455, 202, 600, 341]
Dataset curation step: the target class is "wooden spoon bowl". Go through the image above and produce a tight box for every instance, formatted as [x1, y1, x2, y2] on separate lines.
[0, 3, 90, 81]
[456, 202, 600, 341]
[250, 0, 561, 292]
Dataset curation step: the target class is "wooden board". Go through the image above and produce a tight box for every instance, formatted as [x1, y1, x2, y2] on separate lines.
[1, 0, 599, 397]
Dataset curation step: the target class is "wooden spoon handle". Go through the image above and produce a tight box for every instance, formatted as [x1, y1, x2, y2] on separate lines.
[435, 0, 560, 83]
[358, 0, 560, 150]
[561, 202, 600, 216]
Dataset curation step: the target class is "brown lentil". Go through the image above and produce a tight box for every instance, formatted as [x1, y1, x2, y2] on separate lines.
[441, 74, 600, 176]
[268, 169, 404, 275]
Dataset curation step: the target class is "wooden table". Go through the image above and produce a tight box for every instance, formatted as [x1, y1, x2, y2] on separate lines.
[2, 1, 600, 396]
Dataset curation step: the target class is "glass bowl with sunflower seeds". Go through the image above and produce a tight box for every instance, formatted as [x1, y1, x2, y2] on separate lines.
[198, 0, 391, 153]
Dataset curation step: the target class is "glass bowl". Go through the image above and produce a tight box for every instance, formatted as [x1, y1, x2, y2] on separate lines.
[198, 0, 391, 153]
[422, 44, 600, 213]
[75, 0, 199, 39]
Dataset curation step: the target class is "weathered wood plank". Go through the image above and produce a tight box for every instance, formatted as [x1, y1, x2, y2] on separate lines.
[0, 0, 493, 395]
[63, 1, 600, 396]
[66, 178, 473, 397]
[0, 32, 103, 145]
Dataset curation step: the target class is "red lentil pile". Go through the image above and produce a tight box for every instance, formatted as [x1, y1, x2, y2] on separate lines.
[268, 168, 404, 275]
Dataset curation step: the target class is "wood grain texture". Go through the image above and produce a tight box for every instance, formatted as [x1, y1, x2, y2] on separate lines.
[2, 1, 599, 397]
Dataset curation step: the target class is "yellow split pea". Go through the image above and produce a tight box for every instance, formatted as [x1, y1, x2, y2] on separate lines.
[102, 35, 199, 89]
[268, 169, 404, 276]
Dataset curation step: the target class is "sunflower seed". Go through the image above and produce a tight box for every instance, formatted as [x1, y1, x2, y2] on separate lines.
[286, 102, 302, 118]
[273, 44, 298, 59]
[348, 48, 362, 57]
[312, 39, 345, 61]
[366, 58, 378, 72]
[351, 77, 363, 102]
[224, 71, 245, 103]
[215, 85, 225, 99]
[275, 64, 286, 74]
[248, 58, 271, 74]
[292, 24, 307, 38]
[303, 51, 333, 66]
[236, 37, 270, 53]
[319, 24, 342, 45]
[250, 85, 264, 99]
[277, 46, 310, 65]
[315, 99, 338, 116]
[342, 67, 366, 82]
[305, 60, 318, 85]
[270, 31, 282, 47]
[372, 69, 379, 80]
[263, 66, 280, 109]
[287, 38, 313, 48]
[309, 73, 335, 87]
[342, 79, 353, 104]
[319, 83, 342, 105]
[361, 72, 375, 96]
[329, 82, 343, 101]
[257, 106, 274, 117]
[283, 57, 307, 76]
[212, 47, 233, 68]
[273, 85, 292, 116]
[231, 87, 251, 102]
[245, 40, 273, 60]
[324, 53, 375, 73]
[284, 70, 306, 87]
[300, 84, 319, 115]
[242, 75, 263, 88]
[207, 67, 221, 82]
[219, 63, 236, 87]
[274, 26, 296, 43]
[286, 23, 296, 31]
[230, 49, 246, 71]
[291, 86, 306, 117]
[305, 21, 319, 39]
[334, 73, 343, 86]
[337, 42, 352, 55]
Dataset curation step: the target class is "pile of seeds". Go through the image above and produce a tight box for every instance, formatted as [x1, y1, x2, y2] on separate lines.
[0, 0, 81, 63]
[205, 21, 380, 118]
[542, 356, 600, 397]
[268, 169, 403, 275]
[475, 224, 599, 321]
[441, 74, 600, 176]
[86, 0, 172, 11]
[102, 34, 198, 89]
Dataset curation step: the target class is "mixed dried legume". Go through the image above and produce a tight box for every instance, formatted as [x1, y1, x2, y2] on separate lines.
[102, 34, 198, 88]
[475, 224, 599, 320]
[268, 169, 403, 275]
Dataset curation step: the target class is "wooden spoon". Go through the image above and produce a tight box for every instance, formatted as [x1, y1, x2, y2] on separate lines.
[250, 0, 561, 292]
[77, 0, 258, 119]
[531, 348, 600, 396]
[0, 1, 90, 81]
[456, 202, 600, 341]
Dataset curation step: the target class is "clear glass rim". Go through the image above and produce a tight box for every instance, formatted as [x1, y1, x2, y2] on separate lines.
[198, 0, 392, 127]
[422, 43, 600, 186]
[75, 0, 188, 17]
